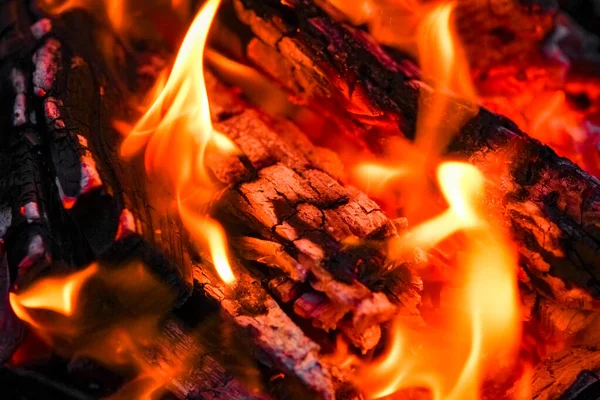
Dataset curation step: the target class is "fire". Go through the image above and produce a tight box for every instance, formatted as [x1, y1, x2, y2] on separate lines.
[349, 1, 478, 224]
[415, 2, 477, 159]
[9, 262, 191, 400]
[9, 264, 99, 327]
[341, 162, 521, 400]
[37, 0, 125, 33]
[338, 1, 522, 398]
[121, 0, 237, 284]
[205, 49, 296, 117]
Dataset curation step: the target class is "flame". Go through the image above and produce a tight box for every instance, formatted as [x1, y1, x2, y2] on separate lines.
[342, 162, 521, 400]
[9, 262, 193, 400]
[38, 0, 126, 33]
[336, 1, 521, 397]
[351, 163, 407, 193]
[9, 264, 99, 328]
[351, 1, 478, 224]
[205, 49, 296, 117]
[415, 2, 477, 159]
[121, 0, 237, 284]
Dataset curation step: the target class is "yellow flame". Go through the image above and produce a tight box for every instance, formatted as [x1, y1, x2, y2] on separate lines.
[9, 262, 192, 400]
[415, 2, 477, 160]
[121, 0, 236, 284]
[352, 2, 478, 223]
[342, 162, 521, 399]
[9, 264, 99, 327]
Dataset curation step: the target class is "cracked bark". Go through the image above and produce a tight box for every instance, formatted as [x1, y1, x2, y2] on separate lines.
[233, 0, 600, 315]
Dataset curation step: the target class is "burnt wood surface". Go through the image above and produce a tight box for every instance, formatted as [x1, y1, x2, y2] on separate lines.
[0, 1, 390, 398]
[233, 0, 600, 316]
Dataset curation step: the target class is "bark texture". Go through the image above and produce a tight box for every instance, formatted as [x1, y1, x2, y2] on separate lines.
[234, 0, 600, 315]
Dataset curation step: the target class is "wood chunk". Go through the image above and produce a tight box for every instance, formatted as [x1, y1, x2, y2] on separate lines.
[294, 291, 349, 331]
[211, 69, 423, 349]
[234, 0, 600, 313]
[4, 129, 52, 285]
[233, 236, 308, 281]
[506, 347, 600, 400]
[194, 263, 337, 399]
[269, 276, 303, 303]
[339, 320, 381, 355]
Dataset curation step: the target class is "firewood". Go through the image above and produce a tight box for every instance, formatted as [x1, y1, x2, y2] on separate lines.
[233, 0, 600, 314]
[0, 4, 370, 397]
[506, 347, 600, 400]
[0, 6, 327, 399]
[205, 71, 423, 351]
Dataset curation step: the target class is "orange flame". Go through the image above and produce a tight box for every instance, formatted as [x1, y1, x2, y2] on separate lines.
[9, 262, 192, 400]
[37, 0, 126, 34]
[121, 0, 237, 284]
[415, 2, 477, 159]
[342, 162, 521, 399]
[352, 1, 478, 224]
[205, 49, 296, 117]
[339, 1, 521, 397]
[9, 264, 99, 328]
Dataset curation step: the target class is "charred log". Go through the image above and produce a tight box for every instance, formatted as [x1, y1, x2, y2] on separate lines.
[233, 0, 600, 316]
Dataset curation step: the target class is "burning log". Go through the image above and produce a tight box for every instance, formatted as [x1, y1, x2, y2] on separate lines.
[0, 2, 410, 398]
[204, 71, 423, 351]
[233, 0, 600, 316]
[508, 347, 600, 400]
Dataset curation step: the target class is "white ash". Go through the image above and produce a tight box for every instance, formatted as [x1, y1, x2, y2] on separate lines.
[44, 97, 65, 129]
[55, 136, 103, 209]
[77, 134, 103, 195]
[10, 68, 26, 94]
[18, 235, 46, 269]
[21, 202, 40, 223]
[115, 209, 136, 240]
[32, 38, 61, 97]
[13, 93, 27, 126]
[0, 208, 11, 240]
[56, 177, 77, 210]
[30, 18, 52, 40]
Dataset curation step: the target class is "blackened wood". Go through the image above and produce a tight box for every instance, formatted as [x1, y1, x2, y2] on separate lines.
[0, 367, 94, 400]
[234, 0, 600, 313]
[0, 250, 25, 363]
[45, 11, 192, 299]
[38, 9, 352, 399]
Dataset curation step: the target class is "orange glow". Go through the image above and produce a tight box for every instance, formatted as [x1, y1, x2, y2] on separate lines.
[337, 3, 521, 397]
[415, 2, 477, 160]
[37, 0, 125, 34]
[342, 162, 521, 400]
[9, 262, 191, 400]
[351, 163, 407, 193]
[205, 49, 296, 117]
[121, 0, 237, 284]
[351, 1, 478, 224]
[9, 264, 99, 328]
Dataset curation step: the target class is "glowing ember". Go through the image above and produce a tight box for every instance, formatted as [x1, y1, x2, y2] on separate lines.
[121, 0, 237, 284]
